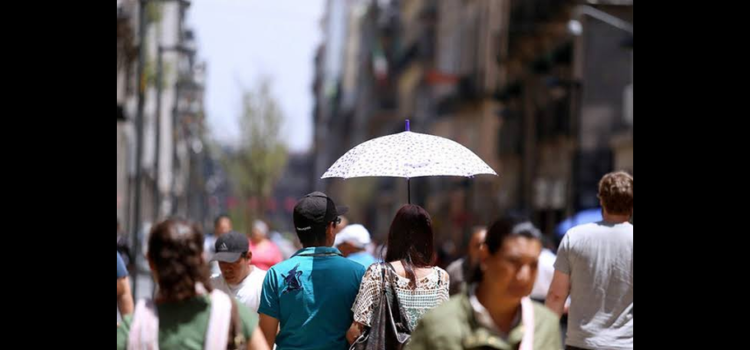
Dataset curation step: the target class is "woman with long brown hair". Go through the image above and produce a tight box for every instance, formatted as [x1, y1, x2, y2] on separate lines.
[116, 219, 269, 350]
[347, 204, 450, 344]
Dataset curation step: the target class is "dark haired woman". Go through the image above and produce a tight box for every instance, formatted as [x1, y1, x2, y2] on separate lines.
[347, 204, 450, 344]
[116, 219, 269, 350]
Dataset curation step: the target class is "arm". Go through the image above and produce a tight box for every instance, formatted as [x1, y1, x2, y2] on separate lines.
[258, 313, 279, 348]
[348, 264, 380, 344]
[545, 270, 571, 318]
[247, 326, 271, 350]
[346, 321, 366, 344]
[117, 276, 134, 316]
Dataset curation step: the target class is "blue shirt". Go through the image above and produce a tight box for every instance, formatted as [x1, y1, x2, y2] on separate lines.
[347, 251, 380, 269]
[259, 246, 366, 350]
[117, 252, 128, 279]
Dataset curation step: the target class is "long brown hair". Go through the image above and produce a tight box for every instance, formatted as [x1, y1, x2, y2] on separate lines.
[148, 219, 212, 302]
[384, 204, 435, 288]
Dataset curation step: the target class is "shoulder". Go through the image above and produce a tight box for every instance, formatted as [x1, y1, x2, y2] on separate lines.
[445, 258, 464, 273]
[267, 258, 297, 274]
[418, 294, 469, 328]
[567, 223, 598, 236]
[336, 256, 368, 276]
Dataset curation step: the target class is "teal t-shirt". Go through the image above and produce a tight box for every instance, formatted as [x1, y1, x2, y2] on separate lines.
[259, 246, 366, 350]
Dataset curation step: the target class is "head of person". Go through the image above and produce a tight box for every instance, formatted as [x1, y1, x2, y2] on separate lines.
[467, 226, 487, 266]
[214, 214, 233, 237]
[598, 171, 633, 218]
[384, 204, 435, 287]
[334, 224, 371, 257]
[147, 219, 212, 302]
[474, 218, 543, 303]
[293, 191, 348, 248]
[211, 231, 252, 285]
[251, 219, 269, 243]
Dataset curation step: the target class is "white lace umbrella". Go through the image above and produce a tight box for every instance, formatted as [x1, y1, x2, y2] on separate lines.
[321, 120, 498, 203]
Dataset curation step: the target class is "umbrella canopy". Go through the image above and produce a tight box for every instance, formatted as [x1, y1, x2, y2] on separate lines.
[321, 120, 497, 203]
[321, 129, 496, 179]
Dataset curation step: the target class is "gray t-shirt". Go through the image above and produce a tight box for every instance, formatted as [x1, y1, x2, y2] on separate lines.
[555, 221, 633, 350]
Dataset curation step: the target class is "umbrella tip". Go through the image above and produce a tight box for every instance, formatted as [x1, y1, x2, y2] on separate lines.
[406, 119, 410, 131]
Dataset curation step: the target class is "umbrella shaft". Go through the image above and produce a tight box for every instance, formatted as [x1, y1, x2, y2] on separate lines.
[408, 178, 411, 204]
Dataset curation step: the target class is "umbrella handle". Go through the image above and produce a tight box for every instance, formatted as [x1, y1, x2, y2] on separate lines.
[403, 120, 413, 204]
[408, 178, 411, 204]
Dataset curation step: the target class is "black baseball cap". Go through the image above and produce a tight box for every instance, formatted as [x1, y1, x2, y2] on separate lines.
[211, 231, 249, 263]
[293, 191, 348, 232]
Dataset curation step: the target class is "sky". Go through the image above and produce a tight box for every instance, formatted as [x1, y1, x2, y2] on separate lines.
[188, 0, 326, 153]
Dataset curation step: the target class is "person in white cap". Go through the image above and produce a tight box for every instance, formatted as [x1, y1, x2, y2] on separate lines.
[334, 224, 379, 268]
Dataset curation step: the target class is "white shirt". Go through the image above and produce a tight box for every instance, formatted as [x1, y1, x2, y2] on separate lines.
[210, 266, 267, 312]
[530, 248, 556, 300]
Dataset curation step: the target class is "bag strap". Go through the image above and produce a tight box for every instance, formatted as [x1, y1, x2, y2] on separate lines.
[128, 299, 160, 350]
[380, 262, 388, 293]
[205, 290, 232, 350]
[382, 262, 412, 331]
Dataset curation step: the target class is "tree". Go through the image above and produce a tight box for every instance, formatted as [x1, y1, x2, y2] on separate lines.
[223, 78, 288, 232]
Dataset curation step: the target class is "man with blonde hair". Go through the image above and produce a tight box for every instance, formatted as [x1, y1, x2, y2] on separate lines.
[547, 171, 633, 350]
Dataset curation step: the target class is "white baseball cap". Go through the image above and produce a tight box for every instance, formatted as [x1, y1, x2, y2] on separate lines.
[334, 224, 371, 248]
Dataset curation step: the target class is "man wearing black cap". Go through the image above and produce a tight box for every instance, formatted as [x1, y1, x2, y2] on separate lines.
[258, 192, 366, 350]
[210, 231, 268, 312]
